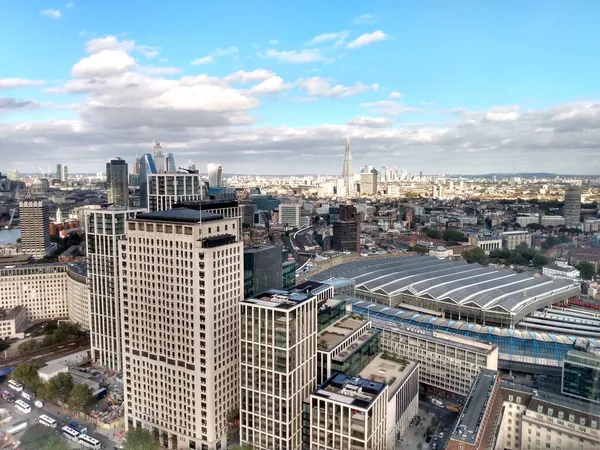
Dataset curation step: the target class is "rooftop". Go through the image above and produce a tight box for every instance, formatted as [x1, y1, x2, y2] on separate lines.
[314, 373, 387, 409]
[243, 289, 314, 309]
[451, 369, 499, 445]
[0, 306, 24, 321]
[317, 316, 369, 351]
[359, 353, 418, 398]
[136, 208, 224, 223]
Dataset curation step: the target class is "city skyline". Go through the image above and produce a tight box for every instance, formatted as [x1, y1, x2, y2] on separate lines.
[3, 1, 600, 175]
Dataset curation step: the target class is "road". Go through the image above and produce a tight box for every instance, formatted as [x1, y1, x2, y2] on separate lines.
[0, 337, 90, 369]
[396, 400, 458, 450]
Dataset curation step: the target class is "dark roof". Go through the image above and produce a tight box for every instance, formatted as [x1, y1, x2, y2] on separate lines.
[136, 208, 224, 223]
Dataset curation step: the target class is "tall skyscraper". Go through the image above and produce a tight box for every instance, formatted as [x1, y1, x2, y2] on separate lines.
[61, 165, 68, 183]
[207, 163, 223, 187]
[106, 157, 129, 207]
[240, 289, 318, 450]
[341, 137, 354, 198]
[86, 207, 144, 371]
[332, 204, 360, 253]
[564, 185, 582, 229]
[19, 198, 54, 259]
[166, 153, 177, 174]
[153, 141, 165, 173]
[56, 164, 63, 182]
[122, 203, 243, 450]
[360, 169, 378, 196]
[134, 154, 141, 175]
[147, 173, 203, 212]
[139, 153, 158, 210]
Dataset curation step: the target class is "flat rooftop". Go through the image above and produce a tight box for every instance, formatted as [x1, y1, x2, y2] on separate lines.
[318, 316, 369, 351]
[359, 353, 417, 398]
[136, 208, 224, 223]
[243, 289, 313, 309]
[314, 373, 387, 409]
[451, 369, 498, 445]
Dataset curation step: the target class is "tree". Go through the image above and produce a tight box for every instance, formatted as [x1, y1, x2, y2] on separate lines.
[463, 247, 487, 265]
[424, 228, 441, 239]
[577, 261, 595, 280]
[18, 340, 40, 353]
[47, 372, 74, 403]
[122, 427, 160, 450]
[532, 253, 549, 268]
[11, 362, 40, 388]
[443, 229, 466, 244]
[19, 424, 64, 450]
[68, 383, 93, 413]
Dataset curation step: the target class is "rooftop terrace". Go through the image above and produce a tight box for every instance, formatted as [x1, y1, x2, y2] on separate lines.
[136, 208, 224, 223]
[314, 373, 387, 409]
[359, 353, 417, 398]
[243, 289, 314, 309]
[317, 316, 369, 351]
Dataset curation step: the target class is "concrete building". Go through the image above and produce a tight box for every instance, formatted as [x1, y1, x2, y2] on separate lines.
[307, 373, 388, 450]
[106, 157, 129, 207]
[86, 207, 144, 371]
[501, 231, 532, 250]
[122, 205, 243, 450]
[207, 163, 223, 188]
[496, 382, 600, 450]
[332, 205, 360, 253]
[243, 245, 283, 298]
[429, 246, 453, 259]
[147, 173, 203, 213]
[19, 198, 54, 259]
[279, 203, 301, 228]
[360, 169, 378, 196]
[240, 288, 318, 450]
[564, 185, 582, 229]
[377, 323, 498, 396]
[65, 263, 90, 330]
[0, 307, 28, 339]
[447, 369, 502, 450]
[562, 343, 600, 404]
[542, 263, 580, 280]
[468, 233, 503, 254]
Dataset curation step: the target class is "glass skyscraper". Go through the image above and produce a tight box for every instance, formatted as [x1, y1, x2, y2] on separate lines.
[138, 153, 157, 210]
[106, 157, 129, 207]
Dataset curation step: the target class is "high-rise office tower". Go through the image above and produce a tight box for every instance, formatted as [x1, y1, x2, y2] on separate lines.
[134, 155, 141, 175]
[56, 164, 63, 182]
[122, 203, 243, 450]
[147, 173, 203, 212]
[278, 204, 301, 228]
[19, 198, 54, 259]
[359, 169, 378, 196]
[207, 163, 223, 188]
[243, 245, 284, 298]
[153, 141, 165, 173]
[166, 153, 177, 174]
[240, 289, 318, 450]
[564, 185, 582, 229]
[61, 165, 68, 183]
[106, 157, 129, 207]
[332, 204, 360, 253]
[139, 153, 158, 210]
[86, 207, 144, 371]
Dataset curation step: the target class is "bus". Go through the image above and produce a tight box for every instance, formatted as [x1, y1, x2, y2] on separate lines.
[8, 380, 23, 392]
[14, 399, 31, 414]
[78, 434, 102, 449]
[61, 426, 80, 442]
[38, 414, 57, 428]
[21, 390, 35, 401]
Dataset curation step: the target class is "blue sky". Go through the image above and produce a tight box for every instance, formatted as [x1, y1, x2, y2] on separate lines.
[2, 0, 600, 174]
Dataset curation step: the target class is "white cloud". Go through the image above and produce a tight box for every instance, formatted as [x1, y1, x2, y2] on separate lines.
[354, 14, 378, 24]
[269, 40, 279, 45]
[264, 49, 324, 63]
[250, 76, 290, 94]
[225, 69, 275, 83]
[389, 91, 403, 99]
[347, 116, 393, 128]
[191, 56, 214, 65]
[0, 98, 39, 111]
[347, 30, 389, 49]
[41, 9, 61, 19]
[140, 66, 182, 76]
[362, 100, 419, 116]
[310, 31, 349, 47]
[0, 78, 45, 89]
[86, 36, 135, 54]
[299, 77, 378, 98]
[72, 50, 136, 78]
[214, 46, 238, 56]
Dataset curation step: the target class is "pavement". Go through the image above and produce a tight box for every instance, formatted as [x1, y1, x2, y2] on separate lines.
[396, 400, 458, 450]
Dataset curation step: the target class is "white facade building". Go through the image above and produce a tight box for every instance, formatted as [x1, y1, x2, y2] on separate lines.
[278, 204, 301, 228]
[240, 289, 317, 450]
[19, 198, 54, 259]
[122, 206, 242, 450]
[147, 173, 203, 213]
[428, 246, 453, 259]
[542, 264, 580, 280]
[207, 163, 223, 188]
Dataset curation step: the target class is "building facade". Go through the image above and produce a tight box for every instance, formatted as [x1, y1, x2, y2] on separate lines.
[147, 173, 203, 213]
[240, 289, 318, 450]
[19, 198, 54, 259]
[106, 157, 130, 207]
[139, 153, 158, 210]
[122, 206, 242, 450]
[564, 185, 582, 229]
[278, 204, 301, 228]
[332, 205, 360, 253]
[243, 245, 283, 298]
[207, 163, 223, 188]
[86, 207, 144, 371]
[562, 346, 600, 404]
[501, 231, 532, 250]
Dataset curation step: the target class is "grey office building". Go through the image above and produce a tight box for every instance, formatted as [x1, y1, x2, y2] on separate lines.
[564, 185, 582, 229]
[243, 245, 283, 298]
[106, 157, 129, 207]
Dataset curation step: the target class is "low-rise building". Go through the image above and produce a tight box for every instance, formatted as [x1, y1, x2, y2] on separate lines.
[542, 263, 580, 280]
[429, 246, 453, 259]
[0, 306, 28, 339]
[502, 231, 532, 250]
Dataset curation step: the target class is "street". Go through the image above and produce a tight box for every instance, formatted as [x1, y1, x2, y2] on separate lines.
[396, 400, 458, 450]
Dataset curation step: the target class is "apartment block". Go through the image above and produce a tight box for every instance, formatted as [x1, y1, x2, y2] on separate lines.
[377, 323, 498, 396]
[240, 288, 318, 450]
[19, 198, 54, 259]
[86, 207, 144, 371]
[147, 173, 203, 213]
[122, 206, 243, 450]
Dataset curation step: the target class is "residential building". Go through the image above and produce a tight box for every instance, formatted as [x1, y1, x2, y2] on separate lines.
[19, 198, 54, 259]
[106, 157, 130, 207]
[542, 263, 580, 280]
[332, 204, 360, 253]
[501, 230, 532, 250]
[564, 185, 582, 229]
[243, 245, 283, 298]
[86, 207, 144, 371]
[282, 260, 296, 291]
[122, 205, 243, 450]
[240, 288, 318, 450]
[317, 298, 347, 332]
[138, 153, 157, 210]
[147, 173, 203, 212]
[207, 163, 223, 188]
[316, 316, 380, 385]
[446, 369, 502, 450]
[306, 373, 388, 450]
[279, 204, 301, 228]
[496, 382, 600, 450]
[66, 263, 90, 330]
[562, 344, 600, 404]
[377, 324, 498, 396]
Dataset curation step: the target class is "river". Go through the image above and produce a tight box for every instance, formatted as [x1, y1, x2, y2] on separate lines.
[0, 229, 21, 245]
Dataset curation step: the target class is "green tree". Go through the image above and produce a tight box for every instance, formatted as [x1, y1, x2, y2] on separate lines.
[577, 261, 596, 280]
[19, 424, 64, 450]
[424, 228, 441, 239]
[532, 253, 549, 268]
[463, 247, 487, 265]
[68, 383, 93, 413]
[122, 427, 160, 450]
[11, 362, 40, 388]
[47, 372, 74, 403]
[443, 229, 465, 244]
[18, 340, 41, 353]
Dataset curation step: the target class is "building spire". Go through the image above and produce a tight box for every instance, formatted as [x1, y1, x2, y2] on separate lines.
[341, 136, 353, 197]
